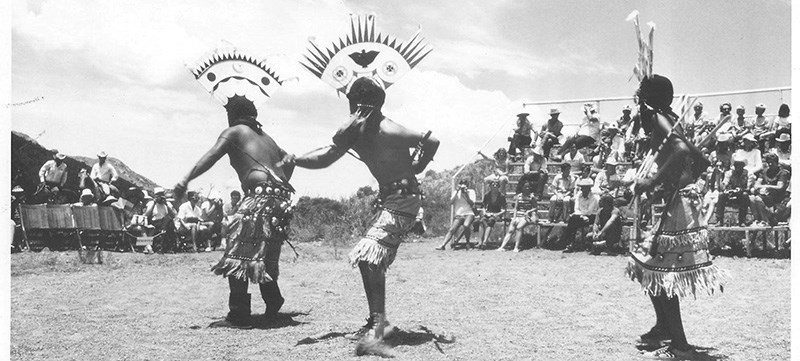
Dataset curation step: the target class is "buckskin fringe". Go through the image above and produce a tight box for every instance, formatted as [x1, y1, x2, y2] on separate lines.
[626, 258, 728, 299]
[349, 239, 396, 272]
[653, 228, 709, 250]
[211, 257, 274, 284]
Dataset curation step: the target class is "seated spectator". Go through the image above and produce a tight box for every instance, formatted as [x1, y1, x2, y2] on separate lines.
[733, 133, 763, 176]
[701, 162, 725, 225]
[558, 104, 604, 157]
[36, 152, 69, 204]
[686, 102, 711, 141]
[710, 133, 734, 170]
[145, 187, 177, 252]
[72, 189, 97, 207]
[593, 158, 624, 196]
[589, 194, 624, 255]
[731, 105, 754, 137]
[558, 144, 586, 174]
[772, 104, 792, 137]
[482, 148, 510, 190]
[517, 147, 548, 197]
[548, 163, 576, 223]
[617, 105, 633, 134]
[602, 123, 625, 164]
[752, 103, 774, 152]
[497, 181, 537, 252]
[534, 108, 564, 159]
[176, 190, 210, 252]
[508, 112, 533, 158]
[561, 178, 599, 252]
[220, 190, 243, 249]
[436, 180, 476, 250]
[201, 191, 225, 251]
[750, 153, 790, 226]
[716, 155, 751, 226]
[771, 133, 791, 168]
[477, 180, 506, 249]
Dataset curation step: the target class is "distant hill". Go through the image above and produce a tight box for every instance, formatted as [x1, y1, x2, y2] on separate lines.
[11, 130, 160, 199]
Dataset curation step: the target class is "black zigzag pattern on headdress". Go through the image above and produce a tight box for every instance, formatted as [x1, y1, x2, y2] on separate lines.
[301, 14, 433, 78]
[190, 49, 284, 84]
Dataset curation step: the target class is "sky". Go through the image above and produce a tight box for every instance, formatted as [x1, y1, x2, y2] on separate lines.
[9, 0, 793, 199]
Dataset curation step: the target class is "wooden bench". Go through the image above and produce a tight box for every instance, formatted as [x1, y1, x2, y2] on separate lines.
[710, 225, 791, 257]
[18, 204, 48, 251]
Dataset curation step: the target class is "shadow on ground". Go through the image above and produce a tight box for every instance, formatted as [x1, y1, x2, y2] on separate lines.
[294, 324, 455, 354]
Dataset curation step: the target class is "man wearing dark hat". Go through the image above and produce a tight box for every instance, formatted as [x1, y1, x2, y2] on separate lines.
[716, 154, 751, 226]
[535, 108, 564, 159]
[508, 112, 533, 157]
[37, 152, 69, 203]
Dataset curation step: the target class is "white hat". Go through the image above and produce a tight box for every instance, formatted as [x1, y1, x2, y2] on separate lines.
[741, 133, 757, 142]
[153, 187, 165, 195]
[55, 153, 66, 160]
[577, 178, 594, 187]
[776, 133, 791, 142]
[12, 186, 24, 194]
[716, 133, 733, 142]
[81, 189, 93, 198]
[97, 151, 108, 158]
[549, 108, 561, 115]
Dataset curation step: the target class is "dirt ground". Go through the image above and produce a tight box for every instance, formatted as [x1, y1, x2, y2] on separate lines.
[10, 238, 790, 361]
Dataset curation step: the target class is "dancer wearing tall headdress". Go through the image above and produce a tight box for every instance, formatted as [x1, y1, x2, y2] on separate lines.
[175, 46, 295, 329]
[623, 11, 728, 359]
[282, 15, 439, 356]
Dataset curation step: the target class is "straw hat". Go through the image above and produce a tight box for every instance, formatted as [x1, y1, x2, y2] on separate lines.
[776, 133, 791, 142]
[577, 178, 594, 187]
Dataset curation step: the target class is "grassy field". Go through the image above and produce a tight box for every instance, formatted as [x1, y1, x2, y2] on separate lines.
[10, 238, 790, 361]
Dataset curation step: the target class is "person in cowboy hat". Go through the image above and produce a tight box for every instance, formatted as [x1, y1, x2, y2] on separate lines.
[560, 177, 599, 252]
[716, 153, 751, 226]
[73, 189, 97, 207]
[733, 133, 763, 175]
[37, 151, 69, 203]
[91, 151, 119, 197]
[770, 133, 791, 168]
[534, 107, 564, 159]
[508, 111, 533, 158]
[617, 105, 634, 133]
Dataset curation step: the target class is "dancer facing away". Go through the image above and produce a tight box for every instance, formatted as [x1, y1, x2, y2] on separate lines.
[291, 14, 436, 357]
[175, 47, 295, 329]
[625, 13, 726, 359]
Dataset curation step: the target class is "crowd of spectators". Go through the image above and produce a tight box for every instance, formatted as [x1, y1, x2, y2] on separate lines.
[447, 101, 792, 254]
[11, 150, 245, 254]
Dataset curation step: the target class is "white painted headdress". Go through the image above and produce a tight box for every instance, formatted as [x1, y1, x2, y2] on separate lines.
[626, 10, 655, 82]
[188, 46, 285, 109]
[301, 14, 432, 94]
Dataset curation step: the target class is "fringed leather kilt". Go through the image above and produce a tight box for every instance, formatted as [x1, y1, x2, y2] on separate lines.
[626, 188, 729, 299]
[349, 178, 421, 272]
[211, 181, 293, 284]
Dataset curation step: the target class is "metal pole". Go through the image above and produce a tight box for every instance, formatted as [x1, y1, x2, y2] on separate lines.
[522, 86, 791, 107]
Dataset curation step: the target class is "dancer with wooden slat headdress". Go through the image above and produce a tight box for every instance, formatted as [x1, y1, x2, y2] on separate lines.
[283, 14, 439, 357]
[175, 46, 295, 329]
[623, 11, 728, 359]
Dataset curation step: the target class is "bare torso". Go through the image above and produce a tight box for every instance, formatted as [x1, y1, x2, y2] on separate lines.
[349, 117, 419, 185]
[222, 125, 292, 190]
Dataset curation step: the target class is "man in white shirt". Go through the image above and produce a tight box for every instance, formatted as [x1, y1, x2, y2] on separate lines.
[175, 190, 209, 252]
[561, 178, 600, 252]
[436, 180, 477, 250]
[91, 151, 119, 197]
[732, 134, 763, 175]
[518, 147, 548, 197]
[37, 152, 69, 203]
